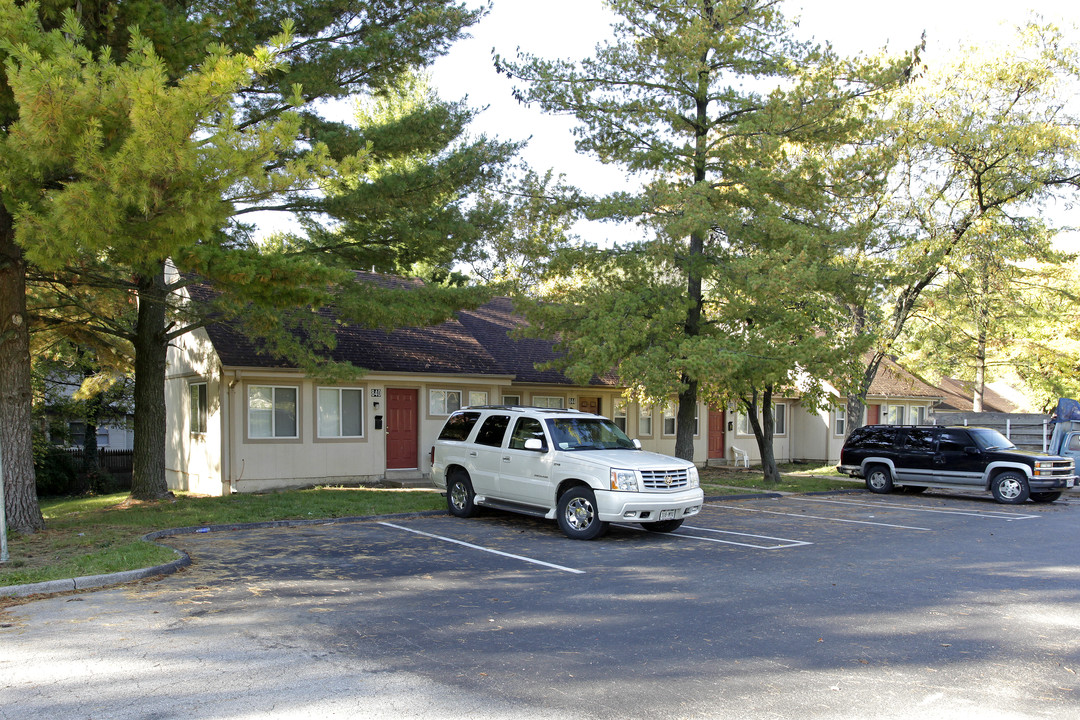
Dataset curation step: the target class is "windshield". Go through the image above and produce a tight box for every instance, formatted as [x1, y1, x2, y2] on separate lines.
[545, 417, 637, 451]
[968, 427, 1016, 451]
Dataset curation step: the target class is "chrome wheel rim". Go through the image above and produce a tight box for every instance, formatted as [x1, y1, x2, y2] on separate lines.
[868, 471, 888, 490]
[450, 482, 469, 510]
[565, 497, 595, 531]
[998, 478, 1022, 500]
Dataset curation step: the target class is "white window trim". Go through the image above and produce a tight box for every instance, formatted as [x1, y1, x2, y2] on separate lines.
[638, 404, 654, 437]
[532, 395, 565, 409]
[662, 401, 677, 437]
[467, 390, 489, 408]
[189, 381, 208, 435]
[248, 385, 299, 439]
[429, 389, 463, 416]
[736, 403, 787, 437]
[834, 406, 847, 437]
[317, 386, 365, 439]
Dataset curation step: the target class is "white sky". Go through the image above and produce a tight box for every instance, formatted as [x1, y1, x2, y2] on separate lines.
[428, 0, 1079, 249]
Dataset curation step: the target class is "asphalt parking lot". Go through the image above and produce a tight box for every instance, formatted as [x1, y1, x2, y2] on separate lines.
[2, 490, 1079, 720]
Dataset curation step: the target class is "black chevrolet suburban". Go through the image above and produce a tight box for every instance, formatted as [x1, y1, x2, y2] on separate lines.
[838, 425, 1077, 504]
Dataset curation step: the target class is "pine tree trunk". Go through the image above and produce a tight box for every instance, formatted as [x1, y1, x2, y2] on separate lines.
[675, 376, 698, 462]
[0, 207, 45, 532]
[129, 266, 171, 500]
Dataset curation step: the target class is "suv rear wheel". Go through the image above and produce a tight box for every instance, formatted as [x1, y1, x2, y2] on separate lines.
[990, 471, 1029, 504]
[865, 464, 893, 494]
[557, 486, 608, 540]
[447, 470, 478, 518]
[1030, 491, 1062, 503]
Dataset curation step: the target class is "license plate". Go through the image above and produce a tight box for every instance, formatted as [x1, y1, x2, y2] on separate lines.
[659, 509, 677, 520]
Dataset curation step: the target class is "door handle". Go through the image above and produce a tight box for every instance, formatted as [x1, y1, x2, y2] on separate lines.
[469, 451, 478, 457]
[502, 456, 511, 462]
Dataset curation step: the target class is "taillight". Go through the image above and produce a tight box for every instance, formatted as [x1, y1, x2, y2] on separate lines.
[429, 446, 436, 466]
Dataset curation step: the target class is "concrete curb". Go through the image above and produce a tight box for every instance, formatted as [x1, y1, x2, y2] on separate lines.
[0, 509, 446, 599]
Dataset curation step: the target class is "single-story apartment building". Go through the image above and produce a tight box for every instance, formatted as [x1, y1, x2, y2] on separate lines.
[164, 274, 947, 495]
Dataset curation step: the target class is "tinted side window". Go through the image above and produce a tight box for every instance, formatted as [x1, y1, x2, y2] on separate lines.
[475, 415, 511, 447]
[903, 428, 936, 451]
[938, 429, 974, 453]
[509, 417, 547, 451]
[438, 412, 481, 441]
[850, 426, 897, 450]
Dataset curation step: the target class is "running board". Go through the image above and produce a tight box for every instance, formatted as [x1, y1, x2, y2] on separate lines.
[474, 497, 552, 519]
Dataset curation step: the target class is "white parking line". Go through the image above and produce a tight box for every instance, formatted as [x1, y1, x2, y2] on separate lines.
[379, 522, 585, 574]
[617, 523, 811, 549]
[794, 497, 1041, 521]
[705, 502, 932, 531]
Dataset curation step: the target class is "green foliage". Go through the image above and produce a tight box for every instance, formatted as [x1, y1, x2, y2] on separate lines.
[500, 0, 914, 464]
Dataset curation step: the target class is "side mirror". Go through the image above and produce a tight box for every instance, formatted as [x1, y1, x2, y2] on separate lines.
[964, 446, 979, 455]
[524, 438, 545, 452]
[633, 439, 642, 449]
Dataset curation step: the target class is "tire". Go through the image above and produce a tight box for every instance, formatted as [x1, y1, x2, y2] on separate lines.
[641, 518, 684, 533]
[1030, 491, 1062, 503]
[865, 464, 894, 494]
[557, 486, 608, 540]
[990, 471, 1030, 504]
[446, 470, 477, 518]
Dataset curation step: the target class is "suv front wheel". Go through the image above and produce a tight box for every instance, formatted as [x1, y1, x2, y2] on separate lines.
[990, 471, 1029, 504]
[865, 464, 894, 494]
[557, 486, 608, 540]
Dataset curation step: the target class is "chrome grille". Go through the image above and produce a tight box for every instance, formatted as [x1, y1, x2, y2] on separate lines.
[640, 468, 690, 490]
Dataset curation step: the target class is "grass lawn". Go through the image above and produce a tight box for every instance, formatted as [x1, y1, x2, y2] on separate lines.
[3, 465, 862, 590]
[699, 463, 862, 496]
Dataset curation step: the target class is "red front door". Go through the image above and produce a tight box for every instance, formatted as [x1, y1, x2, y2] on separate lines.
[386, 388, 418, 469]
[708, 407, 726, 459]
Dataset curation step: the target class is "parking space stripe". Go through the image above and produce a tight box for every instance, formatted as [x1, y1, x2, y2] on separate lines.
[378, 522, 586, 574]
[705, 502, 932, 531]
[615, 523, 811, 549]
[794, 497, 1041, 521]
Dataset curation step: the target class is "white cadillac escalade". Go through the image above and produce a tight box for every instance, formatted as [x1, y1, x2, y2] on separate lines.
[430, 406, 704, 540]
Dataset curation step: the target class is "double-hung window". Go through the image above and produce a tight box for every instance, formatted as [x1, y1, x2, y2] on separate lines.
[190, 382, 208, 435]
[248, 385, 298, 439]
[318, 388, 364, 438]
[639, 405, 653, 436]
[663, 402, 677, 436]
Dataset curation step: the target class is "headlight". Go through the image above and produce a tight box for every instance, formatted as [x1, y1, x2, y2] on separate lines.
[688, 465, 700, 489]
[610, 468, 639, 491]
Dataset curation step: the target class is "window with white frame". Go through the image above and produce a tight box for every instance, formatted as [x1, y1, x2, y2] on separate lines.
[663, 401, 677, 436]
[911, 405, 926, 424]
[886, 405, 906, 425]
[834, 406, 847, 436]
[613, 399, 628, 432]
[190, 382, 208, 434]
[532, 396, 564, 409]
[430, 389, 462, 415]
[468, 391, 489, 408]
[639, 404, 653, 436]
[317, 387, 364, 438]
[774, 403, 786, 436]
[736, 411, 752, 436]
[248, 385, 298, 438]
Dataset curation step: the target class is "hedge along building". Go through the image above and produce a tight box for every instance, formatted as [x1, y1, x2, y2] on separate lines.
[164, 273, 715, 496]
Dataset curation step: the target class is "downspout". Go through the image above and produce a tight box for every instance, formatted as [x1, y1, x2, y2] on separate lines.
[227, 370, 242, 494]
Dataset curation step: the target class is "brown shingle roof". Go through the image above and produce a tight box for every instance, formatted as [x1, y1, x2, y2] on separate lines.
[197, 278, 615, 386]
[866, 355, 942, 400]
[933, 377, 1019, 413]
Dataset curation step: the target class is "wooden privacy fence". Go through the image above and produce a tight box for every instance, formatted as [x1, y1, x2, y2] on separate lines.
[932, 412, 1052, 451]
[63, 448, 134, 477]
